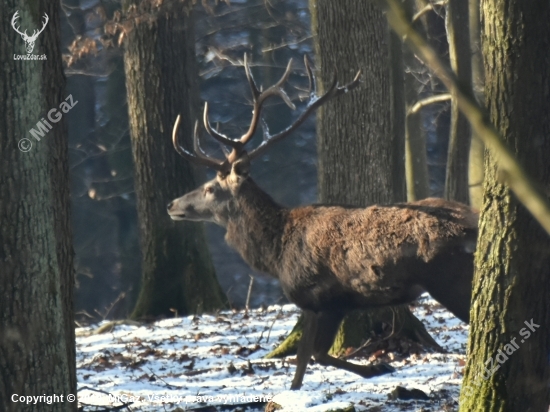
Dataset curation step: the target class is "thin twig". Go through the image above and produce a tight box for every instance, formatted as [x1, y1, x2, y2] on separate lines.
[265, 306, 284, 343]
[261, 35, 312, 53]
[408, 93, 451, 115]
[244, 275, 255, 316]
[146, 368, 182, 389]
[412, 0, 448, 22]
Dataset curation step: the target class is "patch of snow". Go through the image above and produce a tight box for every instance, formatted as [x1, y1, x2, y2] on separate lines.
[76, 296, 468, 411]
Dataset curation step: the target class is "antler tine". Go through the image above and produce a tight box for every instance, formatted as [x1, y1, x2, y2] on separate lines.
[193, 121, 210, 158]
[304, 55, 315, 95]
[248, 65, 362, 161]
[203, 103, 241, 149]
[238, 58, 295, 147]
[172, 115, 224, 170]
[244, 54, 261, 100]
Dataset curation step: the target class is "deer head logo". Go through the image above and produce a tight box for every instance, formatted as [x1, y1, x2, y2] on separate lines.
[11, 11, 49, 54]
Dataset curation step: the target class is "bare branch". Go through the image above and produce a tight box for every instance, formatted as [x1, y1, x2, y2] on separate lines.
[412, 0, 448, 22]
[407, 93, 451, 115]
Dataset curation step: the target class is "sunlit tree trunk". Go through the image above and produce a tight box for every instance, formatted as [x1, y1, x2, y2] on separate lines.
[468, 0, 484, 210]
[0, 2, 76, 411]
[123, 1, 226, 318]
[444, 0, 472, 204]
[459, 1, 550, 410]
[404, 0, 429, 202]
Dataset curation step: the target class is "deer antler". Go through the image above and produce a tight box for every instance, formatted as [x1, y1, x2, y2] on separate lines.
[248, 56, 361, 161]
[172, 116, 225, 171]
[172, 55, 361, 172]
[202, 55, 296, 163]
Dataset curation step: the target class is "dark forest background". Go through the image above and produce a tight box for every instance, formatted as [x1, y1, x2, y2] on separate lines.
[64, 0, 451, 322]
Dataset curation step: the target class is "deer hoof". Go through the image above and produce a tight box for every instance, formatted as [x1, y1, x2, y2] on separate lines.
[358, 362, 395, 378]
[373, 362, 395, 375]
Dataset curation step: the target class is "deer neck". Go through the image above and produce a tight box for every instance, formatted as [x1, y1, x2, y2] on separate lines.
[224, 178, 286, 277]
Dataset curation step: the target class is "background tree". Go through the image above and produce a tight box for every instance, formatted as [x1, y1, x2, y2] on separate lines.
[468, 0, 484, 209]
[404, 0, 430, 201]
[122, 1, 226, 318]
[460, 1, 550, 410]
[312, 0, 441, 356]
[268, 0, 442, 360]
[0, 2, 76, 411]
[443, 0, 472, 204]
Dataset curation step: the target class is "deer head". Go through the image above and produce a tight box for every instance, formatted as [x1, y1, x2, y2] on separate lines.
[167, 55, 361, 226]
[11, 11, 49, 54]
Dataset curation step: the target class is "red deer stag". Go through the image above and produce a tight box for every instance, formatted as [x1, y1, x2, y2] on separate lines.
[167, 56, 477, 389]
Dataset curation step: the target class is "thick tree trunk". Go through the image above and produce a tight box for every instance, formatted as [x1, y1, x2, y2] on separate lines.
[0, 2, 76, 411]
[312, 1, 404, 205]
[459, 1, 550, 411]
[444, 0, 472, 204]
[123, 2, 226, 319]
[312, 0, 438, 355]
[267, 0, 439, 360]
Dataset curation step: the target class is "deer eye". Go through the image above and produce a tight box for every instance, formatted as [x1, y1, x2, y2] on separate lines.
[204, 186, 214, 195]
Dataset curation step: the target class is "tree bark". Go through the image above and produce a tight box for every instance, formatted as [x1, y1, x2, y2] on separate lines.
[444, 0, 472, 204]
[312, 1, 404, 205]
[123, 1, 226, 319]
[0, 2, 76, 411]
[459, 1, 550, 410]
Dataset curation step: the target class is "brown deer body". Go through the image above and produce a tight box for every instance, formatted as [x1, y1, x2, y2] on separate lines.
[167, 57, 477, 389]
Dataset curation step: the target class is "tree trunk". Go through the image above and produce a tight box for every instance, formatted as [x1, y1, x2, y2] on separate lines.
[459, 1, 550, 410]
[104, 58, 141, 318]
[0, 2, 76, 411]
[404, 0, 430, 202]
[468, 0, 484, 210]
[267, 0, 441, 361]
[312, 1, 404, 205]
[123, 2, 226, 319]
[314, 0, 437, 354]
[444, 0, 472, 204]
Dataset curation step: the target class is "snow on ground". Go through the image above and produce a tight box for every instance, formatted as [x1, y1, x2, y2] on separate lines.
[76, 294, 468, 411]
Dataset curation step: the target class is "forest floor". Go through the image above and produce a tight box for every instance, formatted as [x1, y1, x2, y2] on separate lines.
[76, 294, 468, 412]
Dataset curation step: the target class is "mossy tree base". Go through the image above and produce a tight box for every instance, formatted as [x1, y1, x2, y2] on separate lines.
[266, 305, 443, 359]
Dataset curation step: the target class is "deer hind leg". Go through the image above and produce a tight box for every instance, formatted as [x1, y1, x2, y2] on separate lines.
[311, 311, 395, 380]
[290, 310, 395, 390]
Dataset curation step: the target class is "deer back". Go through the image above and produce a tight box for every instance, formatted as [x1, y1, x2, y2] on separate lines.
[275, 198, 477, 322]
